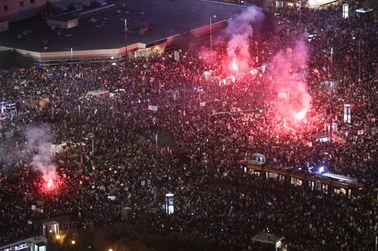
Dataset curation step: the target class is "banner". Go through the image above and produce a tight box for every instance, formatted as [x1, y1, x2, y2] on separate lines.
[148, 105, 158, 111]
[343, 104, 351, 123]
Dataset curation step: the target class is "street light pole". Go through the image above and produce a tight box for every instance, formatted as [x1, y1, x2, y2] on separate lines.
[210, 16, 212, 51]
[330, 47, 334, 143]
[358, 39, 361, 82]
[78, 105, 83, 168]
[124, 19, 128, 61]
[206, 104, 208, 132]
[210, 15, 216, 51]
[330, 47, 333, 70]
[70, 48, 73, 66]
[202, 99, 220, 132]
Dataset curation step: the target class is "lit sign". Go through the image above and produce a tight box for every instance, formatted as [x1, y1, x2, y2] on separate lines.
[0, 243, 29, 251]
[15, 243, 29, 251]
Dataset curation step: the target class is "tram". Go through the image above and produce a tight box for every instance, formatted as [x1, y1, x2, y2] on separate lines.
[239, 160, 364, 199]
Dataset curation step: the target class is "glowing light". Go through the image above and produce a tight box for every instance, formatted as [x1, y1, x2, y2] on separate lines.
[40, 175, 61, 194]
[294, 109, 307, 120]
[46, 178, 54, 190]
[318, 166, 325, 174]
[55, 234, 61, 240]
[231, 59, 239, 71]
[250, 69, 257, 75]
[71, 240, 76, 245]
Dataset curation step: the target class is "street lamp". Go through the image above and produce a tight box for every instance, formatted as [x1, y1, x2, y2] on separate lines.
[358, 39, 361, 82]
[353, 34, 362, 82]
[329, 47, 334, 143]
[330, 47, 333, 68]
[210, 15, 216, 51]
[78, 104, 83, 168]
[124, 18, 128, 61]
[201, 99, 220, 131]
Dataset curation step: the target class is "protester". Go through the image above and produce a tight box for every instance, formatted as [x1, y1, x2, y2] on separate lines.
[0, 2, 377, 250]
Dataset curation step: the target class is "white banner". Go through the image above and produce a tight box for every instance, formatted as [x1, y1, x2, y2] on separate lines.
[148, 105, 158, 111]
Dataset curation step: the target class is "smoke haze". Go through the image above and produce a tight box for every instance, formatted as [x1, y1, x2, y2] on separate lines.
[223, 6, 265, 71]
[270, 39, 312, 120]
[23, 124, 59, 184]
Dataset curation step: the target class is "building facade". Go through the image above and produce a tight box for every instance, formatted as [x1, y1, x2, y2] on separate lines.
[0, 0, 61, 23]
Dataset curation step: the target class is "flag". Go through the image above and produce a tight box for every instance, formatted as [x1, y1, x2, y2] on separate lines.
[174, 50, 180, 61]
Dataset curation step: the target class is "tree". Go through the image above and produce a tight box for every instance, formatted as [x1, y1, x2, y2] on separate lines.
[0, 49, 34, 69]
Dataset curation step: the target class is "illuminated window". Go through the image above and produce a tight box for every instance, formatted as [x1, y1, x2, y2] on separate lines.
[291, 177, 296, 185]
[342, 4, 349, 18]
[315, 181, 321, 191]
[334, 188, 347, 195]
[322, 184, 328, 194]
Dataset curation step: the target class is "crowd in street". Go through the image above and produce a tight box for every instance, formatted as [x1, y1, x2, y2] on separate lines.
[0, 2, 377, 250]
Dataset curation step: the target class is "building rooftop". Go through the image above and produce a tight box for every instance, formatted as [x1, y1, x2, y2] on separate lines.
[0, 0, 244, 52]
[47, 12, 79, 22]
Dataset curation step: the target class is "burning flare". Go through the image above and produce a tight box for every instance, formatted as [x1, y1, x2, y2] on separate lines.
[46, 178, 54, 190]
[231, 59, 239, 72]
[294, 108, 307, 120]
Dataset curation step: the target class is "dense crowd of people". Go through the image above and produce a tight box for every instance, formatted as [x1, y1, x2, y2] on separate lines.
[0, 1, 377, 250]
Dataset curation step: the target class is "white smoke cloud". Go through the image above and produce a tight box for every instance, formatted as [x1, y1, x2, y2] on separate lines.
[223, 6, 265, 71]
[23, 124, 59, 185]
